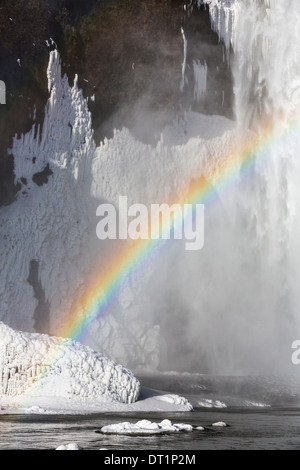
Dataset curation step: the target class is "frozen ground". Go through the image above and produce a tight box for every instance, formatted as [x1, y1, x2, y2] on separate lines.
[0, 389, 193, 415]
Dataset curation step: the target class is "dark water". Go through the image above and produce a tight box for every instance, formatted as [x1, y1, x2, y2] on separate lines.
[1, 408, 300, 450]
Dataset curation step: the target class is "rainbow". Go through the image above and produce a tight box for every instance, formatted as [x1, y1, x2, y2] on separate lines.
[17, 111, 300, 408]
[57, 113, 298, 344]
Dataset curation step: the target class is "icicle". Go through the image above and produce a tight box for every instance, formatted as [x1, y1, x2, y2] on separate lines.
[179, 28, 188, 92]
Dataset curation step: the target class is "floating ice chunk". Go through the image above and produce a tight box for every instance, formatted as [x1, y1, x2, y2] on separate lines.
[56, 443, 81, 450]
[212, 421, 228, 427]
[196, 426, 205, 431]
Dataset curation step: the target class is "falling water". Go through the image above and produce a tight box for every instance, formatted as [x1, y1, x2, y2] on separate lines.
[145, 0, 300, 375]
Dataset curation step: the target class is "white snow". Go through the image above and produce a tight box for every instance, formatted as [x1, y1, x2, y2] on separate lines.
[56, 443, 82, 450]
[0, 322, 193, 413]
[198, 399, 227, 408]
[212, 421, 227, 427]
[0, 321, 140, 404]
[152, 393, 191, 407]
[100, 419, 194, 435]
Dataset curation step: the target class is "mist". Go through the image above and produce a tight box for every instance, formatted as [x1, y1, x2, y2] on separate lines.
[88, 0, 300, 376]
[1, 0, 300, 380]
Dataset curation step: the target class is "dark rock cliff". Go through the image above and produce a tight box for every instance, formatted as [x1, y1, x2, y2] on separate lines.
[0, 0, 233, 206]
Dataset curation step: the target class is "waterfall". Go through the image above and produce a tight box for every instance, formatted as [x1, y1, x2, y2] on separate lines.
[1, 1, 300, 376]
[193, 0, 300, 374]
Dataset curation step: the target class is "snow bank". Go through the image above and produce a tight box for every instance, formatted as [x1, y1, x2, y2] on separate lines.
[152, 393, 191, 407]
[0, 322, 140, 404]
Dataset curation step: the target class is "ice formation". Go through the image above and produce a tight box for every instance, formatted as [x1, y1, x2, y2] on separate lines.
[0, 322, 140, 404]
[150, 393, 192, 408]
[180, 27, 188, 92]
[203, 0, 300, 124]
[0, 48, 237, 371]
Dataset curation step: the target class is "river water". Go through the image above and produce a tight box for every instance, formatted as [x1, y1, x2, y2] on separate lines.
[1, 373, 300, 450]
[1, 408, 300, 450]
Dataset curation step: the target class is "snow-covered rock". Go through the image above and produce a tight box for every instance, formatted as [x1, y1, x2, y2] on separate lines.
[56, 443, 81, 450]
[0, 322, 140, 404]
[212, 421, 228, 427]
[99, 419, 194, 435]
[154, 393, 192, 409]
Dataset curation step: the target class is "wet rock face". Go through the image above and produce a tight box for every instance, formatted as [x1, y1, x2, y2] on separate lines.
[0, 0, 233, 206]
